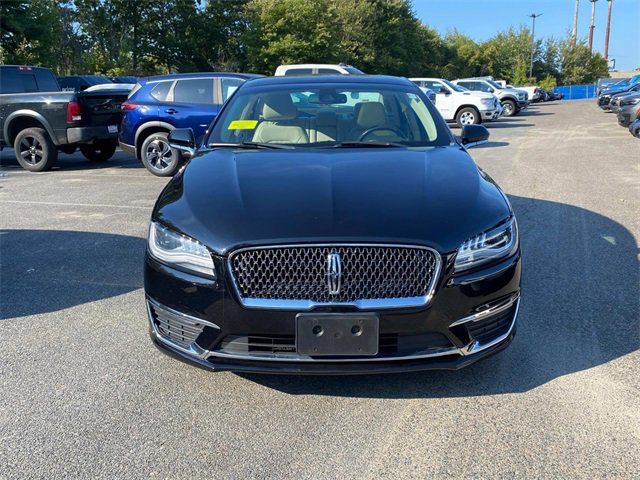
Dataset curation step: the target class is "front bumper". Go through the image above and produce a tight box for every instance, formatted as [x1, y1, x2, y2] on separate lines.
[617, 110, 634, 127]
[67, 126, 119, 145]
[144, 250, 522, 374]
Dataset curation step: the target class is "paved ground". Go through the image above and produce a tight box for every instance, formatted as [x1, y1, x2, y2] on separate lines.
[1, 100, 638, 479]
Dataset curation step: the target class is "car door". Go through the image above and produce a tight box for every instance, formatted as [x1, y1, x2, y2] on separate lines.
[424, 80, 454, 119]
[166, 77, 217, 142]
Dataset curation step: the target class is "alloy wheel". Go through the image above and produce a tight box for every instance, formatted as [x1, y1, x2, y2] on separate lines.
[19, 136, 44, 165]
[146, 139, 174, 172]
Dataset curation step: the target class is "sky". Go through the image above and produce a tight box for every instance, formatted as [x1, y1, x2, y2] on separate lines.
[412, 0, 640, 71]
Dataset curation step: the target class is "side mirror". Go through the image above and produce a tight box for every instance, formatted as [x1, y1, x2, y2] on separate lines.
[439, 87, 449, 95]
[168, 128, 196, 155]
[487, 87, 494, 93]
[460, 124, 489, 148]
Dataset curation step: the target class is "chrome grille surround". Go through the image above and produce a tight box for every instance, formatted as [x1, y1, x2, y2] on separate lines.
[228, 244, 441, 310]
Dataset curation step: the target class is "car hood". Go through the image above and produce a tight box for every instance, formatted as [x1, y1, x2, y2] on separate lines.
[154, 147, 511, 255]
[462, 91, 494, 100]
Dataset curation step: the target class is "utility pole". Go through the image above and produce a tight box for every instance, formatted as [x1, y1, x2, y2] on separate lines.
[588, 0, 599, 53]
[572, 0, 580, 46]
[604, 0, 613, 59]
[528, 13, 543, 80]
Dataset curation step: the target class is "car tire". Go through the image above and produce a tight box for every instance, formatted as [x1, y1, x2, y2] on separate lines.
[13, 127, 58, 172]
[455, 107, 480, 128]
[502, 99, 517, 117]
[79, 141, 117, 162]
[140, 132, 181, 177]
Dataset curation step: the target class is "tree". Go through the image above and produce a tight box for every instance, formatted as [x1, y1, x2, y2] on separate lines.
[244, 0, 340, 74]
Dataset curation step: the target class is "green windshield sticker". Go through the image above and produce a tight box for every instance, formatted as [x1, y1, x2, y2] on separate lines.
[228, 120, 258, 130]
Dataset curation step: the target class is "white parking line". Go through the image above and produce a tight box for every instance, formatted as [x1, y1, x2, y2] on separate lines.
[0, 200, 152, 210]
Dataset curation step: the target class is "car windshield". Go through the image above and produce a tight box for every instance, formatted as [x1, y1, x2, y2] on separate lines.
[442, 79, 467, 92]
[207, 84, 451, 148]
[486, 79, 504, 90]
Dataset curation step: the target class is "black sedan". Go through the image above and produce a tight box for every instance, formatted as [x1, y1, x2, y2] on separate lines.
[145, 75, 521, 374]
[615, 93, 640, 127]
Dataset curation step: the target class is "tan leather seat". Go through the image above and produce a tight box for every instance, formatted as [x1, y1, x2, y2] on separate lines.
[313, 109, 338, 142]
[349, 102, 389, 139]
[252, 93, 309, 144]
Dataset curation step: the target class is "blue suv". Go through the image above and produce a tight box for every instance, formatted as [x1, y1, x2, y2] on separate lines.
[119, 72, 262, 176]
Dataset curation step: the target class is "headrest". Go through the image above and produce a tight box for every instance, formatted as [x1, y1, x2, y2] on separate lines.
[262, 93, 297, 120]
[316, 109, 337, 126]
[356, 102, 386, 128]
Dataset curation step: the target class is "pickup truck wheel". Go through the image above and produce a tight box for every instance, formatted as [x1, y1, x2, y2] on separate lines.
[14, 127, 57, 172]
[456, 107, 480, 127]
[141, 132, 181, 177]
[502, 99, 517, 117]
[80, 141, 117, 162]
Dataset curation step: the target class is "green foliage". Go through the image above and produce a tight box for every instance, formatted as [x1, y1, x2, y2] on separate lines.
[539, 74, 557, 90]
[1, 0, 612, 85]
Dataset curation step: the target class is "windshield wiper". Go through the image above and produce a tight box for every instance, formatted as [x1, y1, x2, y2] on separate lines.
[329, 141, 407, 148]
[208, 142, 293, 150]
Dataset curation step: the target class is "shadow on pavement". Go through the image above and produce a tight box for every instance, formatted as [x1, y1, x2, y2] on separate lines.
[0, 149, 143, 171]
[0, 230, 145, 319]
[486, 121, 535, 129]
[243, 195, 639, 397]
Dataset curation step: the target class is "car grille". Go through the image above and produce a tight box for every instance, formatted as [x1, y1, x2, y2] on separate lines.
[229, 245, 440, 306]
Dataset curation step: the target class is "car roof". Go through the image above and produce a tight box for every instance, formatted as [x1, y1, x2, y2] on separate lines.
[243, 74, 414, 88]
[142, 72, 263, 83]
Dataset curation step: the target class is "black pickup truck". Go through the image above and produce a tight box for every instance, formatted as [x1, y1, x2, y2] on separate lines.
[0, 65, 129, 172]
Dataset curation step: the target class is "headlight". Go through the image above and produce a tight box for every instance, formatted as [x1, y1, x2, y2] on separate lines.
[622, 97, 640, 105]
[148, 222, 215, 277]
[480, 98, 494, 105]
[454, 218, 518, 272]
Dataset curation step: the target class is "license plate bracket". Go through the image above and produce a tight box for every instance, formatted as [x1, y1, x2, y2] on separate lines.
[296, 313, 379, 356]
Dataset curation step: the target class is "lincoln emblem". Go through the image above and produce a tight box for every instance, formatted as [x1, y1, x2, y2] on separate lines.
[326, 252, 342, 295]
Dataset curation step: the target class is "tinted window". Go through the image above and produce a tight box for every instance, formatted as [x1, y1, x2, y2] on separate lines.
[457, 81, 473, 90]
[150, 81, 172, 101]
[424, 81, 445, 91]
[283, 68, 313, 76]
[173, 78, 213, 104]
[221, 78, 244, 103]
[317, 68, 341, 75]
[0, 69, 22, 93]
[20, 74, 38, 92]
[35, 69, 59, 91]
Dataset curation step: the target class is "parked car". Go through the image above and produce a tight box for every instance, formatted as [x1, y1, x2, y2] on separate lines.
[596, 77, 627, 96]
[615, 94, 640, 127]
[0, 65, 129, 171]
[598, 81, 640, 110]
[110, 75, 138, 84]
[516, 86, 542, 102]
[597, 74, 640, 97]
[58, 75, 113, 91]
[453, 78, 528, 117]
[118, 72, 262, 176]
[629, 117, 640, 138]
[145, 74, 521, 374]
[549, 90, 564, 101]
[274, 63, 364, 76]
[607, 83, 640, 112]
[410, 77, 501, 126]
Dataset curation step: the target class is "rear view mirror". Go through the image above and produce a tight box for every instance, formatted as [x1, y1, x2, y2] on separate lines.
[168, 128, 196, 155]
[460, 124, 489, 148]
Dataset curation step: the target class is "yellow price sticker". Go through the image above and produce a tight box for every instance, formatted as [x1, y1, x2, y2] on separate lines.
[228, 120, 258, 130]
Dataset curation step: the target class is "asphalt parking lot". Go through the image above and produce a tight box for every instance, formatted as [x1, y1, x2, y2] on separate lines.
[1, 100, 638, 478]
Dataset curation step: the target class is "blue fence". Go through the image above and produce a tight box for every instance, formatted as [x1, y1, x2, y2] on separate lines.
[553, 84, 597, 100]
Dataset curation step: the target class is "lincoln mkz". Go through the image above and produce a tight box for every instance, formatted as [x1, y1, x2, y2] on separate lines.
[144, 75, 521, 374]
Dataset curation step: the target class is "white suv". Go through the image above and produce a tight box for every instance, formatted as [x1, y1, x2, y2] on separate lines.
[410, 77, 501, 127]
[275, 64, 364, 76]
